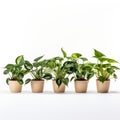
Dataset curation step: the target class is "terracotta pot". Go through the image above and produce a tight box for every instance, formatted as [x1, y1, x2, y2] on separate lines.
[9, 80, 22, 93]
[31, 80, 44, 93]
[96, 80, 110, 93]
[75, 80, 88, 93]
[52, 80, 65, 93]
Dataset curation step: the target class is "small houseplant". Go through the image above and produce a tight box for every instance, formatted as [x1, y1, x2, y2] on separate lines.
[45, 56, 70, 93]
[3, 55, 28, 93]
[93, 49, 119, 93]
[63, 52, 94, 93]
[25, 56, 52, 93]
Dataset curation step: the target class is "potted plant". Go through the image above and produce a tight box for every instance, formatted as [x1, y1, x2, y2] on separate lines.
[45, 56, 70, 93]
[93, 49, 119, 93]
[3, 55, 28, 93]
[63, 53, 94, 93]
[25, 56, 52, 93]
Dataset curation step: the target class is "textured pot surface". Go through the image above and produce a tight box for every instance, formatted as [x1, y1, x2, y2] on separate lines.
[9, 80, 22, 93]
[31, 80, 44, 93]
[97, 80, 110, 93]
[75, 80, 88, 93]
[53, 80, 65, 93]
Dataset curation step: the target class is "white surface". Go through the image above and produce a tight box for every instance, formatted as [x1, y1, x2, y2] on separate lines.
[0, 0, 120, 120]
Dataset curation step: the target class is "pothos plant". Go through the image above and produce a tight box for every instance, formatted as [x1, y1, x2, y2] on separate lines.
[93, 49, 119, 83]
[3, 55, 29, 85]
[61, 49, 94, 81]
[45, 56, 70, 87]
[44, 48, 77, 87]
[24, 56, 52, 84]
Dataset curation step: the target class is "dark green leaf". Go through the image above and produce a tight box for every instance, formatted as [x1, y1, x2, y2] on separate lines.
[61, 48, 67, 58]
[34, 55, 44, 62]
[17, 80, 23, 85]
[6, 78, 10, 85]
[43, 73, 52, 80]
[18, 73, 24, 79]
[24, 61, 33, 70]
[15, 55, 24, 66]
[113, 74, 117, 79]
[56, 79, 62, 87]
[87, 72, 94, 80]
[63, 78, 69, 86]
[25, 79, 31, 84]
[98, 76, 106, 83]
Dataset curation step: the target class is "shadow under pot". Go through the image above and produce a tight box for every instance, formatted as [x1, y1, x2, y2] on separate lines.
[96, 80, 110, 93]
[9, 80, 22, 93]
[31, 80, 44, 93]
[75, 80, 88, 93]
[52, 80, 65, 93]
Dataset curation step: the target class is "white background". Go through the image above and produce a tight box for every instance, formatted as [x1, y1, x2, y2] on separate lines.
[0, 0, 120, 120]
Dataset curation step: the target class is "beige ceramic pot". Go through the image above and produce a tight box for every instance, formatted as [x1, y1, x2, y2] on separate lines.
[53, 80, 65, 93]
[31, 80, 44, 93]
[96, 80, 110, 93]
[75, 80, 88, 93]
[9, 80, 22, 93]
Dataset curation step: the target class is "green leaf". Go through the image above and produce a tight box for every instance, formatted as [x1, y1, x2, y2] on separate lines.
[56, 79, 62, 87]
[34, 55, 44, 62]
[6, 78, 10, 85]
[113, 74, 117, 79]
[63, 78, 69, 86]
[61, 48, 67, 58]
[107, 58, 118, 63]
[3, 70, 10, 74]
[43, 73, 52, 80]
[98, 76, 106, 83]
[87, 72, 94, 80]
[54, 57, 63, 61]
[25, 79, 31, 84]
[80, 57, 88, 61]
[15, 55, 24, 66]
[24, 61, 33, 70]
[18, 73, 24, 79]
[107, 68, 115, 74]
[94, 49, 105, 58]
[71, 53, 82, 58]
[17, 80, 23, 85]
[5, 64, 15, 69]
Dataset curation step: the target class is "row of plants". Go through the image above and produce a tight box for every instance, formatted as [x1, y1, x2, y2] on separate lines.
[3, 49, 119, 93]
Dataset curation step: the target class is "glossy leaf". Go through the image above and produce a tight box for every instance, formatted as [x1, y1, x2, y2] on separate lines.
[15, 55, 24, 66]
[24, 61, 33, 70]
[56, 79, 62, 87]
